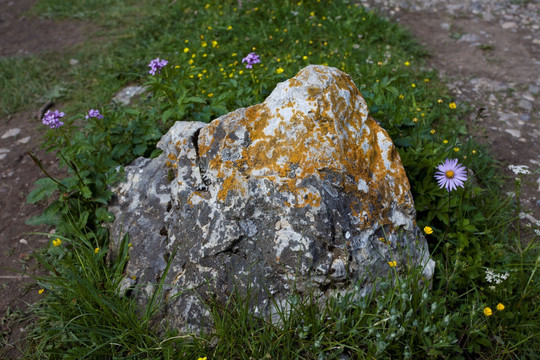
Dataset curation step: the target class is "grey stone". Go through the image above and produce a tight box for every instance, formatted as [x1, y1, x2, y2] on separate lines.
[520, 113, 531, 122]
[523, 92, 535, 102]
[518, 99, 533, 111]
[111, 85, 148, 106]
[502, 22, 517, 29]
[1, 128, 20, 139]
[459, 33, 480, 43]
[109, 65, 434, 334]
[16, 136, 31, 144]
[529, 85, 540, 95]
[440, 22, 450, 31]
[505, 129, 521, 138]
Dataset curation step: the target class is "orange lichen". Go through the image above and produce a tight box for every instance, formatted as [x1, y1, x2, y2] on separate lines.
[196, 67, 411, 221]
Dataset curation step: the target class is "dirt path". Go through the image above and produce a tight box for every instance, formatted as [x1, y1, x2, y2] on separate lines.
[363, 0, 540, 222]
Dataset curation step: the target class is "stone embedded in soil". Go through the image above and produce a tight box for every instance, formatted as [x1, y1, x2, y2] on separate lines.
[1, 128, 21, 139]
[0, 148, 9, 160]
[505, 129, 521, 138]
[16, 136, 31, 144]
[501, 22, 517, 29]
[518, 99, 533, 111]
[111, 86, 148, 106]
[109, 65, 434, 333]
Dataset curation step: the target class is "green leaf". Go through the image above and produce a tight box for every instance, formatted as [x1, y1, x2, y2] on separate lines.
[150, 148, 163, 158]
[95, 207, 115, 223]
[112, 143, 130, 159]
[25, 211, 60, 226]
[80, 186, 93, 199]
[124, 108, 141, 116]
[78, 211, 90, 228]
[385, 85, 399, 96]
[133, 144, 146, 156]
[186, 96, 206, 104]
[27, 178, 58, 204]
[394, 137, 413, 147]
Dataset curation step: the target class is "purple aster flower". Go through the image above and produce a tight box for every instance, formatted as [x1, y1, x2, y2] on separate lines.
[148, 58, 168, 75]
[434, 158, 467, 191]
[242, 52, 261, 69]
[42, 109, 65, 129]
[85, 109, 104, 120]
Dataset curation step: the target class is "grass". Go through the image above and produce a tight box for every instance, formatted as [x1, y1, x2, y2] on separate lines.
[0, 0, 538, 358]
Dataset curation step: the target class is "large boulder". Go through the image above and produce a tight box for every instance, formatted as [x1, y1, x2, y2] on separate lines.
[109, 65, 434, 333]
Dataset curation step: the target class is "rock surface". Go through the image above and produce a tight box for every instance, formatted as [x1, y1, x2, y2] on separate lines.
[109, 65, 434, 333]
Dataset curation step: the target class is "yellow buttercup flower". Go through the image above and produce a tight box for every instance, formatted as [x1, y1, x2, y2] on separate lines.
[412, 118, 418, 123]
[52, 238, 62, 247]
[377, 61, 383, 66]
[94, 247, 100, 254]
[38, 288, 44, 294]
[483, 307, 493, 316]
[449, 102, 457, 109]
[183, 47, 189, 53]
[388, 260, 397, 267]
[227, 25, 232, 30]
[276, 67, 284, 74]
[437, 99, 443, 104]
[430, 129, 436, 134]
[207, 93, 214, 98]
[399, 94, 404, 99]
[443, 140, 448, 144]
[424, 226, 433, 235]
[411, 83, 416, 88]
[197, 357, 207, 360]
[424, 78, 430, 82]
[454, 147, 460, 152]
[497, 303, 505, 311]
[303, 55, 308, 60]
[404, 61, 410, 66]
[211, 40, 218, 48]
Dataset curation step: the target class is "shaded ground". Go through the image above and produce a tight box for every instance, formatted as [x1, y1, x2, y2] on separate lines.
[1, 0, 539, 358]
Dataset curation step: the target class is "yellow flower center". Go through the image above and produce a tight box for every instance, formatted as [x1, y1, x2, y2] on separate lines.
[445, 170, 455, 179]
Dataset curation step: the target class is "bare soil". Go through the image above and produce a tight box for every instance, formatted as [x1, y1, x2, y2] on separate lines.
[1, 0, 539, 358]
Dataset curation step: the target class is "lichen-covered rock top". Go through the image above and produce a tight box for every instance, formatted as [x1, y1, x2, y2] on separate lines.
[192, 65, 411, 225]
[109, 65, 433, 333]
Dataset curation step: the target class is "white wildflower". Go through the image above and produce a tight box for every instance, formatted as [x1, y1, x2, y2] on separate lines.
[508, 165, 531, 176]
[485, 268, 509, 285]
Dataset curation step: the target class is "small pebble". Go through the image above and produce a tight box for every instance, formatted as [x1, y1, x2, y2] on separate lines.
[16, 136, 31, 144]
[1, 128, 20, 139]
